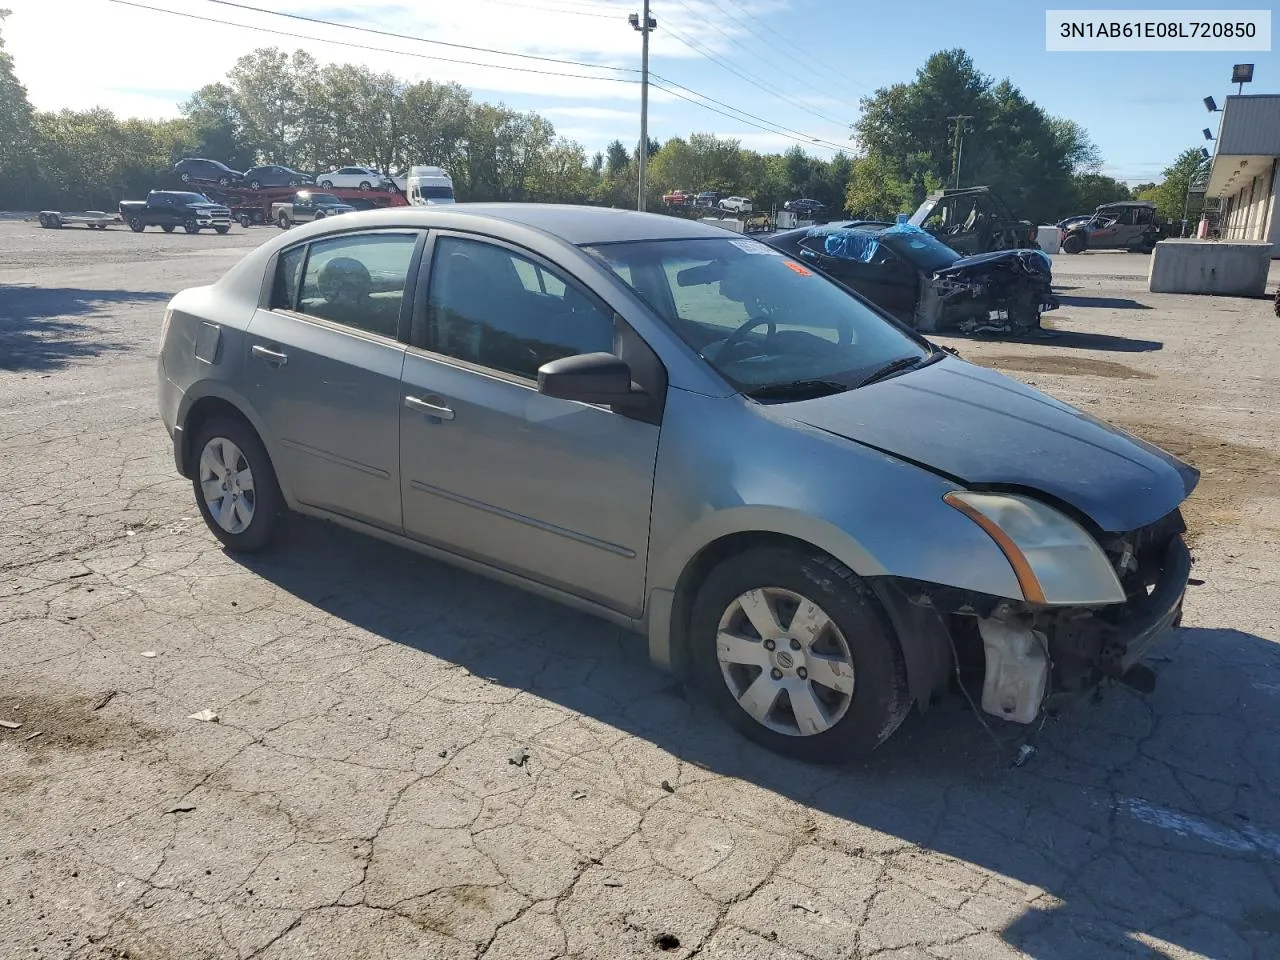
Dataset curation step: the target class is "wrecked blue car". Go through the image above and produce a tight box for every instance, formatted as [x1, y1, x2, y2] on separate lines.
[764, 222, 1058, 337]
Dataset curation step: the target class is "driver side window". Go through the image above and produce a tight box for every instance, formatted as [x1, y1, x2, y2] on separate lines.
[424, 236, 616, 381]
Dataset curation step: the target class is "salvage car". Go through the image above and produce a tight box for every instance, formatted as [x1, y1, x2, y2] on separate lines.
[174, 158, 244, 188]
[910, 186, 1038, 254]
[157, 205, 1196, 761]
[270, 191, 357, 228]
[1060, 200, 1162, 254]
[766, 221, 1058, 336]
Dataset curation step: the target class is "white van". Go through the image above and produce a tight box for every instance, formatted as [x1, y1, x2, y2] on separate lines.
[397, 166, 455, 205]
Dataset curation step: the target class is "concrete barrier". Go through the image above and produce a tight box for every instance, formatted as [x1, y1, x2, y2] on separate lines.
[699, 217, 745, 234]
[1147, 240, 1271, 296]
[1036, 225, 1061, 254]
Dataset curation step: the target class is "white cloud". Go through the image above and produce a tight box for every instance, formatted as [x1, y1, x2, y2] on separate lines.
[3, 0, 785, 114]
[2, 0, 847, 159]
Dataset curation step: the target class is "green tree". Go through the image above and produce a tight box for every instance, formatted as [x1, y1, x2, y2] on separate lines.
[1141, 147, 1205, 222]
[1068, 173, 1131, 215]
[182, 82, 253, 170]
[0, 8, 36, 209]
[225, 47, 319, 166]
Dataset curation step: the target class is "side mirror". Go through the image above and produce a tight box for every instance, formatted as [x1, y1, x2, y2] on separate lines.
[537, 353, 640, 406]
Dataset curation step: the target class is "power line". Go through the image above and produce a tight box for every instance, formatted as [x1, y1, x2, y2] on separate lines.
[467, 0, 626, 19]
[651, 72, 851, 151]
[200, 0, 638, 73]
[666, 0, 863, 109]
[649, 78, 845, 152]
[108, 0, 851, 155]
[107, 0, 639, 82]
[659, 20, 851, 131]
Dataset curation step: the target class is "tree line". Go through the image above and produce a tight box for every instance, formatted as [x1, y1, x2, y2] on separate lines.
[0, 12, 1190, 224]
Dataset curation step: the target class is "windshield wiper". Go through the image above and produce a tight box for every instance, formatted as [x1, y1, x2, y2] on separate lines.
[744, 379, 850, 401]
[856, 351, 939, 389]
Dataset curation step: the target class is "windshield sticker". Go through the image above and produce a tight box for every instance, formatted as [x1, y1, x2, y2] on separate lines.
[729, 238, 781, 255]
[782, 260, 812, 276]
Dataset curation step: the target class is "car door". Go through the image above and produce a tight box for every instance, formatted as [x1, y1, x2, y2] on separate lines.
[243, 228, 424, 532]
[293, 194, 313, 222]
[398, 232, 661, 616]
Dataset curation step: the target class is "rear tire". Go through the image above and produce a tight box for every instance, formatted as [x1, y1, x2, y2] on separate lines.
[689, 545, 911, 762]
[239, 214, 253, 229]
[277, 212, 291, 229]
[1061, 232, 1086, 254]
[218, 176, 231, 187]
[180, 172, 191, 183]
[191, 416, 285, 553]
[128, 216, 145, 233]
[249, 180, 261, 190]
[359, 181, 371, 191]
[161, 224, 175, 233]
[319, 179, 333, 189]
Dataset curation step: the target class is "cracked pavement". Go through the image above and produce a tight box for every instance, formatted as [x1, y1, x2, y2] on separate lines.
[2, 222, 1279, 959]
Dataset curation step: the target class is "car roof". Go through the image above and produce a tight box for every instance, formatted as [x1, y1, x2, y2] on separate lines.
[323, 203, 741, 245]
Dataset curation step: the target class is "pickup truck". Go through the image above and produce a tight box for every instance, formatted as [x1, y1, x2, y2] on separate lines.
[271, 191, 357, 228]
[118, 191, 232, 234]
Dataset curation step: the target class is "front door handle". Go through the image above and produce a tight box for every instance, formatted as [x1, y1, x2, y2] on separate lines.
[252, 344, 288, 367]
[405, 395, 455, 420]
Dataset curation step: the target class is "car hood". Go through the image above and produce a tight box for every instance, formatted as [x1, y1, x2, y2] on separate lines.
[779, 357, 1198, 533]
[934, 248, 1052, 277]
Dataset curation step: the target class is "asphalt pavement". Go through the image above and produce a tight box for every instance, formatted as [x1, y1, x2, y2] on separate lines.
[2, 220, 1278, 960]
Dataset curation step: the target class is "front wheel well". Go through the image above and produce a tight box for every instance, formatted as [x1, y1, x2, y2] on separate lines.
[180, 396, 256, 478]
[667, 531, 842, 676]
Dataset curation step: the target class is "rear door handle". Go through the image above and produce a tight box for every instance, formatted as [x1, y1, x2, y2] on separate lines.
[404, 395, 455, 420]
[252, 344, 288, 367]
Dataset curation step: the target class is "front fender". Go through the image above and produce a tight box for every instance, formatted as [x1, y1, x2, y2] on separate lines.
[644, 389, 1024, 671]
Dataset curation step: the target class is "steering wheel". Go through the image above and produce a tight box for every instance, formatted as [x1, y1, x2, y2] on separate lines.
[715, 316, 776, 364]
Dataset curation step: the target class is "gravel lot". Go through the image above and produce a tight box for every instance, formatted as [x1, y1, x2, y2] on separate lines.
[2, 219, 1279, 960]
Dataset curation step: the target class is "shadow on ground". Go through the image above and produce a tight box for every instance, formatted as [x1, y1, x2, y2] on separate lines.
[946, 328, 1163, 353]
[1056, 294, 1152, 311]
[237, 517, 1280, 960]
[0, 286, 168, 371]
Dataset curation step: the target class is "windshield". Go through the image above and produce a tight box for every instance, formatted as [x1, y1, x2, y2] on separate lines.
[173, 192, 210, 204]
[584, 237, 928, 392]
[877, 226, 960, 272]
[417, 185, 454, 199]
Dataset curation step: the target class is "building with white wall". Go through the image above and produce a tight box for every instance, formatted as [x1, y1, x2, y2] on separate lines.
[1206, 93, 1280, 257]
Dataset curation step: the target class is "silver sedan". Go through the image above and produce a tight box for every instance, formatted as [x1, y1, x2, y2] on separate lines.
[157, 204, 1197, 761]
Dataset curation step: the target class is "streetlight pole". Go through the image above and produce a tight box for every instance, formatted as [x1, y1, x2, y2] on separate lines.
[630, 3, 657, 211]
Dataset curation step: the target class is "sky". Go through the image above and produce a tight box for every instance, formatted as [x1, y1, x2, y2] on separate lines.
[2, 0, 1277, 182]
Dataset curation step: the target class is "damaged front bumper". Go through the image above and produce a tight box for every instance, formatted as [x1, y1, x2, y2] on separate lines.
[876, 517, 1193, 726]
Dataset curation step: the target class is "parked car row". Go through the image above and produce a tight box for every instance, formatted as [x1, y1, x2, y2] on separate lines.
[175, 158, 399, 193]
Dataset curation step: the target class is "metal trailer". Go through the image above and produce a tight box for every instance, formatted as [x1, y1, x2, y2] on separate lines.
[36, 210, 120, 230]
[199, 184, 410, 228]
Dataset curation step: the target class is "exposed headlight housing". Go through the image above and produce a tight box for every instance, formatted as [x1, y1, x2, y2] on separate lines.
[944, 491, 1126, 606]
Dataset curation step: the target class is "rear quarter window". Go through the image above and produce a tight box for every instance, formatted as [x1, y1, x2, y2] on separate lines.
[271, 246, 306, 311]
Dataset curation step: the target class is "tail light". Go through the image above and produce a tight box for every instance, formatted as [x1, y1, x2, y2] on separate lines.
[158, 306, 174, 354]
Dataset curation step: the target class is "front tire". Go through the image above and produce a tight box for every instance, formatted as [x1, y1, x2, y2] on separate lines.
[358, 181, 371, 191]
[191, 417, 284, 553]
[183, 218, 199, 234]
[1061, 232, 1086, 254]
[690, 546, 910, 762]
[214, 225, 230, 234]
[319, 179, 333, 188]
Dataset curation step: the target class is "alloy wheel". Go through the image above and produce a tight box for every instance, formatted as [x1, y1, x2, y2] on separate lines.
[716, 587, 855, 737]
[198, 437, 256, 535]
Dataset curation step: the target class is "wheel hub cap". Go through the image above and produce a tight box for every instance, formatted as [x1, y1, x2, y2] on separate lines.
[198, 437, 256, 535]
[716, 587, 855, 738]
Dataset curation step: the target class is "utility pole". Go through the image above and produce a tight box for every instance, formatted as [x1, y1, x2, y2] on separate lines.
[629, 3, 657, 211]
[947, 115, 973, 189]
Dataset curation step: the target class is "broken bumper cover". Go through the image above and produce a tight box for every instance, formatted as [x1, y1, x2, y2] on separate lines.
[1097, 535, 1192, 678]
